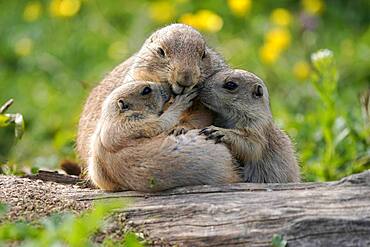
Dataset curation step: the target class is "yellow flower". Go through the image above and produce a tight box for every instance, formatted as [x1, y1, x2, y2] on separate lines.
[227, 0, 252, 17]
[179, 10, 223, 33]
[270, 8, 292, 26]
[23, 1, 42, 22]
[179, 13, 197, 27]
[197, 10, 223, 32]
[265, 27, 291, 50]
[59, 0, 80, 17]
[293, 61, 310, 80]
[149, 1, 175, 23]
[259, 43, 281, 64]
[260, 27, 291, 64]
[14, 38, 33, 57]
[49, 0, 81, 18]
[301, 0, 324, 15]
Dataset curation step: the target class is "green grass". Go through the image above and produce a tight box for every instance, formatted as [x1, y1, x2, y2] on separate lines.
[0, 201, 144, 247]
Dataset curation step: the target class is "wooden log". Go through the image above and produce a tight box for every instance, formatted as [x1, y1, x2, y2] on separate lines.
[22, 170, 83, 185]
[1, 170, 370, 246]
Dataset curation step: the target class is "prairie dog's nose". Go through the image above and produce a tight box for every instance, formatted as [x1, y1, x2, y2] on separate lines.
[177, 70, 193, 87]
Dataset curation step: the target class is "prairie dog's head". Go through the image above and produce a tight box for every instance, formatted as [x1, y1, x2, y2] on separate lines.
[135, 24, 214, 95]
[102, 81, 171, 120]
[200, 69, 272, 125]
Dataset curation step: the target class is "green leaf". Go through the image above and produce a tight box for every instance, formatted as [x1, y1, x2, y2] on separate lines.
[31, 166, 39, 174]
[0, 114, 10, 128]
[0, 221, 40, 241]
[272, 234, 287, 247]
[124, 232, 144, 247]
[0, 113, 25, 139]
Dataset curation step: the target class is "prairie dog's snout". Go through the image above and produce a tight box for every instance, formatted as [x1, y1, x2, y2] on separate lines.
[174, 67, 201, 87]
[171, 66, 201, 95]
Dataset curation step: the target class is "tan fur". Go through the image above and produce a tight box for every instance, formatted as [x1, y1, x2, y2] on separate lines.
[88, 81, 241, 192]
[200, 69, 300, 183]
[77, 24, 228, 169]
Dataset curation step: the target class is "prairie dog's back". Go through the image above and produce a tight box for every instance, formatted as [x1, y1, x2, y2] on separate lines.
[77, 57, 134, 167]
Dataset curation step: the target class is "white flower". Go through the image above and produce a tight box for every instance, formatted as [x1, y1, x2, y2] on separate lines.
[311, 49, 333, 62]
[311, 49, 334, 72]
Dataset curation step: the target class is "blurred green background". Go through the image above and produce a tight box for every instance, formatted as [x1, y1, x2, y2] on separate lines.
[0, 0, 369, 181]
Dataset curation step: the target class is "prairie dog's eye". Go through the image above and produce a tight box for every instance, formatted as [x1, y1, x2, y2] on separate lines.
[118, 99, 129, 112]
[157, 47, 165, 58]
[223, 81, 238, 91]
[253, 84, 264, 98]
[202, 50, 206, 59]
[141, 86, 152, 95]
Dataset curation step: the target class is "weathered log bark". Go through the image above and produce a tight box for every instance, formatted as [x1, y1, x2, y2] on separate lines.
[22, 170, 83, 185]
[1, 170, 370, 246]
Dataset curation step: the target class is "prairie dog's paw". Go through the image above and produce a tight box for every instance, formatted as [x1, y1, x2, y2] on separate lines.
[199, 126, 230, 144]
[168, 127, 189, 136]
[169, 88, 198, 112]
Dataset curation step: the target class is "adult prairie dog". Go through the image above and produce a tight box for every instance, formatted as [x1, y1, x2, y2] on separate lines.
[88, 81, 240, 192]
[200, 69, 300, 183]
[77, 24, 228, 169]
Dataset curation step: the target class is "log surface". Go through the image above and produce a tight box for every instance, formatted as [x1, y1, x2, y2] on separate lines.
[1, 170, 370, 246]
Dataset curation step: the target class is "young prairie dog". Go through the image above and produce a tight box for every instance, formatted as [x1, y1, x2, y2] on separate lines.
[199, 69, 300, 183]
[77, 24, 227, 169]
[88, 81, 240, 192]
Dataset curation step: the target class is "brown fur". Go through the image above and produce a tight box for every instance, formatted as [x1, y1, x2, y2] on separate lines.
[60, 160, 81, 176]
[88, 81, 241, 192]
[200, 69, 300, 183]
[77, 24, 228, 169]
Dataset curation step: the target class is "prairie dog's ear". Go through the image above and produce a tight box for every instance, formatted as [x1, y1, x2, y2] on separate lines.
[252, 83, 264, 99]
[117, 99, 129, 112]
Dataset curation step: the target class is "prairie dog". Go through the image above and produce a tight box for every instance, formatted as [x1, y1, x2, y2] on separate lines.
[199, 69, 300, 183]
[77, 24, 227, 169]
[88, 81, 240, 192]
[125, 24, 227, 94]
